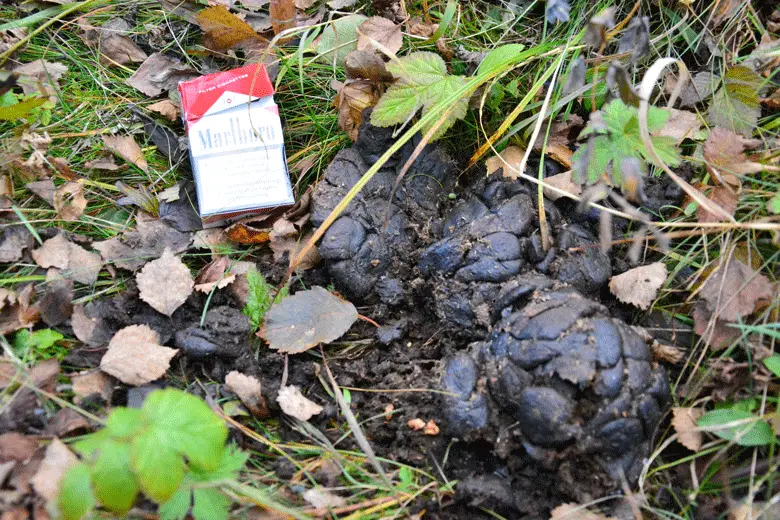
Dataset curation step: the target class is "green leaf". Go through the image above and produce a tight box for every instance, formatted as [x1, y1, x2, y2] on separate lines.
[73, 429, 113, 460]
[697, 409, 775, 446]
[768, 193, 780, 215]
[315, 15, 367, 65]
[192, 488, 231, 520]
[189, 445, 248, 482]
[243, 268, 274, 331]
[91, 440, 140, 514]
[131, 430, 185, 502]
[59, 463, 96, 520]
[0, 96, 46, 121]
[12, 328, 65, 360]
[105, 408, 143, 438]
[764, 355, 780, 378]
[141, 389, 228, 470]
[160, 489, 192, 520]
[398, 465, 413, 486]
[572, 99, 681, 190]
[371, 51, 470, 140]
[707, 65, 763, 137]
[476, 44, 526, 76]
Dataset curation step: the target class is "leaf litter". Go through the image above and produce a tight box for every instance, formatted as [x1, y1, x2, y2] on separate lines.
[136, 248, 194, 316]
[100, 325, 178, 386]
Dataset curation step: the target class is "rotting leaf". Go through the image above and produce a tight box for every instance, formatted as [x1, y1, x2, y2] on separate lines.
[667, 71, 714, 108]
[136, 248, 194, 316]
[707, 66, 764, 137]
[194, 256, 236, 293]
[102, 135, 148, 172]
[703, 127, 764, 177]
[671, 407, 704, 452]
[344, 50, 393, 82]
[534, 115, 583, 169]
[85, 156, 121, 171]
[583, 7, 615, 48]
[79, 19, 148, 67]
[562, 56, 585, 96]
[654, 108, 702, 144]
[697, 185, 739, 224]
[545, 0, 570, 23]
[39, 277, 74, 326]
[126, 53, 197, 97]
[357, 16, 402, 55]
[699, 258, 773, 322]
[617, 16, 650, 62]
[14, 60, 68, 100]
[32, 234, 103, 286]
[196, 5, 266, 52]
[53, 181, 87, 222]
[277, 385, 323, 421]
[71, 370, 113, 405]
[693, 303, 741, 351]
[26, 179, 56, 205]
[225, 371, 267, 418]
[333, 78, 381, 141]
[261, 286, 358, 354]
[608, 262, 667, 310]
[100, 325, 178, 386]
[271, 231, 320, 271]
[147, 99, 179, 121]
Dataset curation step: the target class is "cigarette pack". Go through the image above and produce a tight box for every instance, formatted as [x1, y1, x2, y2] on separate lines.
[178, 63, 294, 228]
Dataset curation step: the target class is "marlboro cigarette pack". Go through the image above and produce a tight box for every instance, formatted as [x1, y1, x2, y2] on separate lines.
[178, 63, 294, 227]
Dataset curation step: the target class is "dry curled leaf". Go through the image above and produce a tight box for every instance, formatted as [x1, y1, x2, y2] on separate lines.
[225, 371, 267, 418]
[261, 286, 358, 354]
[14, 60, 67, 100]
[102, 135, 148, 172]
[654, 108, 702, 144]
[672, 407, 704, 452]
[407, 418, 425, 431]
[194, 256, 236, 293]
[550, 503, 616, 520]
[699, 258, 773, 322]
[136, 248, 194, 316]
[423, 419, 439, 435]
[277, 385, 323, 421]
[542, 171, 582, 201]
[357, 16, 402, 55]
[32, 234, 102, 285]
[53, 181, 87, 222]
[126, 52, 197, 97]
[703, 127, 764, 176]
[344, 50, 393, 82]
[71, 370, 113, 405]
[609, 262, 667, 310]
[333, 78, 380, 141]
[697, 185, 739, 224]
[196, 5, 266, 52]
[100, 325, 178, 385]
[652, 341, 685, 364]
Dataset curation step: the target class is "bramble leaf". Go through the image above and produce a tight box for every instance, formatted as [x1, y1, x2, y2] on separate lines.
[697, 409, 774, 446]
[160, 489, 192, 520]
[192, 488, 231, 520]
[131, 431, 185, 502]
[59, 463, 96, 520]
[707, 65, 764, 137]
[91, 440, 139, 514]
[371, 51, 469, 140]
[572, 99, 681, 191]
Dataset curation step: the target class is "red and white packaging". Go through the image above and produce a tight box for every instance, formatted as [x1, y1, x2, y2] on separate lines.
[178, 63, 294, 227]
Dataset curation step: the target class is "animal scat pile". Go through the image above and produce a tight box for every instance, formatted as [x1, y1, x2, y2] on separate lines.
[311, 117, 671, 506]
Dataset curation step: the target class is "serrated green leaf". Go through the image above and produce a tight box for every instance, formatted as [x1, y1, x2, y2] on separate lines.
[697, 409, 774, 446]
[371, 51, 470, 141]
[315, 15, 367, 65]
[59, 462, 96, 520]
[105, 408, 143, 438]
[189, 445, 248, 482]
[73, 429, 113, 460]
[192, 488, 231, 520]
[131, 430, 185, 502]
[160, 489, 192, 520]
[476, 44, 526, 76]
[141, 389, 228, 470]
[91, 440, 139, 514]
[764, 355, 780, 378]
[243, 268, 274, 331]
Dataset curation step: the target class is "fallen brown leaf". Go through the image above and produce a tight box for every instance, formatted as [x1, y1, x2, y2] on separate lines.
[407, 418, 425, 431]
[303, 488, 347, 509]
[652, 341, 685, 364]
[225, 371, 267, 418]
[485, 145, 526, 178]
[533, 116, 583, 169]
[542, 171, 582, 201]
[136, 248, 194, 316]
[277, 385, 323, 421]
[270, 0, 296, 35]
[39, 277, 74, 326]
[196, 5, 266, 52]
[80, 19, 148, 66]
[654, 108, 702, 144]
[147, 99, 180, 121]
[270, 231, 320, 271]
[32, 234, 103, 285]
[13, 60, 67, 100]
[0, 285, 39, 335]
[84, 156, 121, 171]
[671, 407, 704, 452]
[609, 262, 667, 310]
[100, 325, 178, 385]
[44, 408, 90, 437]
[0, 433, 39, 463]
[30, 438, 77, 503]
[53, 181, 87, 222]
[224, 212, 278, 244]
[699, 258, 773, 321]
[102, 135, 148, 172]
[693, 303, 742, 351]
[333, 78, 380, 141]
[357, 16, 402, 55]
[194, 256, 236, 293]
[26, 179, 55, 205]
[261, 286, 358, 354]
[697, 185, 739, 224]
[0, 223, 34, 263]
[126, 52, 197, 97]
[704, 127, 764, 178]
[71, 370, 113, 405]
[344, 50, 393, 82]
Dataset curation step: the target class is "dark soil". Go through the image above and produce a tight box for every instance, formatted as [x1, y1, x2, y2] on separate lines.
[13, 117, 685, 519]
